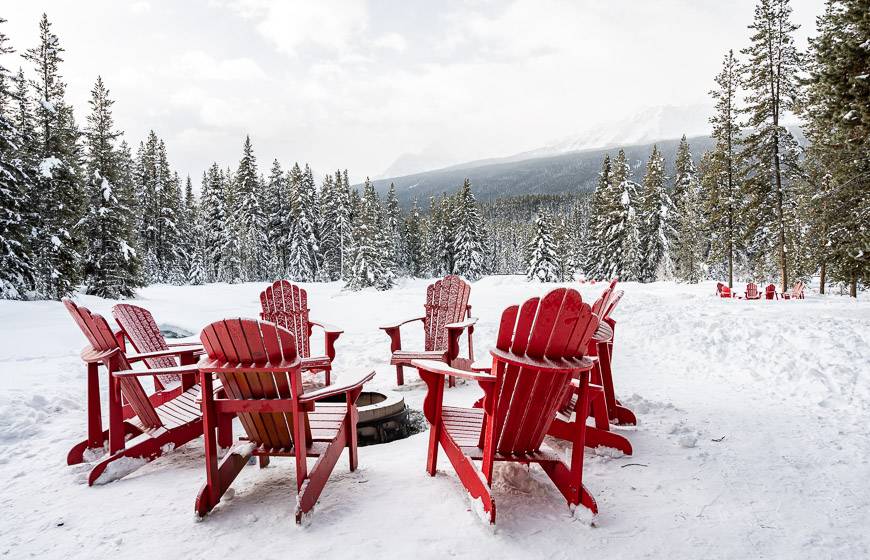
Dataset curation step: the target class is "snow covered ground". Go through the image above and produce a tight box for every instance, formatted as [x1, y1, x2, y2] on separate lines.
[0, 278, 868, 559]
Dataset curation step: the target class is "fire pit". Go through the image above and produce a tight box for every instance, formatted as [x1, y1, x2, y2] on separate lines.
[322, 390, 424, 446]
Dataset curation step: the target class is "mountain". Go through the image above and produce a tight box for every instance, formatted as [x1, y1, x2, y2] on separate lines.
[369, 135, 716, 206]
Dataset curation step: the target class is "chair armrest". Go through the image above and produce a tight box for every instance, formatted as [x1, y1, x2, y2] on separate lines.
[490, 348, 594, 374]
[469, 358, 492, 372]
[127, 346, 202, 363]
[411, 359, 496, 383]
[379, 316, 425, 331]
[80, 345, 120, 364]
[113, 364, 199, 378]
[310, 319, 343, 335]
[445, 317, 477, 331]
[298, 370, 376, 404]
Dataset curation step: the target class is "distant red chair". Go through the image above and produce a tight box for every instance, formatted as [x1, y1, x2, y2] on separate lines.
[380, 275, 476, 387]
[764, 284, 778, 300]
[782, 281, 805, 300]
[259, 280, 343, 385]
[744, 283, 761, 300]
[717, 282, 734, 298]
[195, 318, 374, 523]
[413, 287, 601, 523]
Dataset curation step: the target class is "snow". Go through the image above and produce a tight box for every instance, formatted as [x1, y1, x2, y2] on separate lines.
[39, 157, 62, 178]
[0, 278, 868, 558]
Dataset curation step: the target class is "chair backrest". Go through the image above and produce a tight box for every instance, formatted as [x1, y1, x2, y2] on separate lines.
[63, 299, 162, 429]
[591, 279, 622, 321]
[200, 318, 308, 449]
[423, 275, 472, 352]
[112, 303, 180, 386]
[488, 288, 599, 455]
[746, 283, 759, 297]
[260, 280, 311, 358]
[764, 284, 776, 299]
[793, 281, 804, 298]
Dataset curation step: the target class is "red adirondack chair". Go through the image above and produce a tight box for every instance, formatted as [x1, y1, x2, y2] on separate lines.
[549, 282, 633, 455]
[782, 281, 805, 300]
[717, 282, 734, 298]
[113, 303, 203, 392]
[745, 282, 761, 300]
[412, 288, 600, 523]
[195, 318, 375, 523]
[259, 280, 343, 385]
[380, 275, 476, 387]
[764, 284, 778, 300]
[63, 300, 230, 485]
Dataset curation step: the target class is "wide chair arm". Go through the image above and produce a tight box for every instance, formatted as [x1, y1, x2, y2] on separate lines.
[411, 359, 495, 383]
[309, 319, 344, 361]
[379, 316, 425, 352]
[113, 364, 199, 378]
[446, 317, 477, 362]
[127, 345, 202, 363]
[298, 370, 376, 405]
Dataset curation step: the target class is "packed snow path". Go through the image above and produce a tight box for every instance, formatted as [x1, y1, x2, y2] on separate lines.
[0, 278, 867, 559]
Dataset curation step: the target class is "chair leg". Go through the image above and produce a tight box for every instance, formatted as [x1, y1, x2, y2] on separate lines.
[195, 444, 253, 517]
[347, 404, 359, 471]
[217, 412, 233, 449]
[395, 364, 404, 386]
[258, 455, 270, 469]
[426, 420, 440, 476]
[324, 367, 331, 387]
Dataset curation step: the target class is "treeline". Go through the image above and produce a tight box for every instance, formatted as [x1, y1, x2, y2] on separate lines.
[1, 1, 868, 300]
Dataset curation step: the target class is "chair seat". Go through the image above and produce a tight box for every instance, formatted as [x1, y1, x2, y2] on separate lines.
[391, 349, 448, 365]
[132, 380, 224, 434]
[301, 355, 332, 371]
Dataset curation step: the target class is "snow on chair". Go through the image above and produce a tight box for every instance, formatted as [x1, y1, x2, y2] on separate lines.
[782, 281, 805, 300]
[260, 280, 343, 385]
[63, 299, 230, 484]
[412, 287, 601, 524]
[380, 275, 476, 387]
[195, 318, 374, 523]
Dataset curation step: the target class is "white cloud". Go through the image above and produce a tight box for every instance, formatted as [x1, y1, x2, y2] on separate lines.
[129, 1, 152, 14]
[373, 32, 407, 53]
[176, 51, 268, 81]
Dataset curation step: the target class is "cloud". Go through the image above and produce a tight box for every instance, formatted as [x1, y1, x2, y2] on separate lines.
[176, 51, 267, 81]
[373, 32, 407, 53]
[129, 1, 151, 14]
[219, 0, 369, 56]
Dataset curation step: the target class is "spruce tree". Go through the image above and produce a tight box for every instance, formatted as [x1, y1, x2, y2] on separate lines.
[199, 164, 226, 281]
[23, 14, 83, 298]
[740, 0, 803, 290]
[802, 0, 869, 296]
[80, 76, 141, 297]
[452, 179, 487, 280]
[0, 20, 35, 298]
[583, 154, 612, 280]
[263, 159, 290, 276]
[526, 212, 560, 282]
[637, 145, 675, 282]
[707, 50, 745, 287]
[234, 135, 267, 281]
[404, 198, 425, 277]
[347, 178, 393, 290]
[385, 182, 404, 276]
[672, 137, 705, 282]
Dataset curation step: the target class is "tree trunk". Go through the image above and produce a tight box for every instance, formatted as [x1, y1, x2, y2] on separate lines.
[850, 271, 857, 298]
[819, 261, 826, 294]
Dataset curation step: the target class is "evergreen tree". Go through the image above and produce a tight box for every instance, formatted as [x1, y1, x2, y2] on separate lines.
[220, 166, 242, 282]
[526, 212, 560, 282]
[0, 20, 35, 298]
[801, 0, 869, 296]
[286, 162, 315, 281]
[23, 14, 83, 298]
[80, 76, 141, 297]
[385, 182, 404, 275]
[263, 159, 290, 277]
[234, 135, 267, 281]
[672, 137, 705, 282]
[404, 198, 425, 277]
[707, 50, 745, 286]
[452, 179, 487, 280]
[637, 145, 675, 282]
[740, 0, 803, 289]
[346, 178, 392, 290]
[199, 164, 226, 281]
[584, 154, 613, 279]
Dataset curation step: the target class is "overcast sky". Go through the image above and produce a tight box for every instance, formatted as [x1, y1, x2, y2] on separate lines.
[5, 0, 824, 183]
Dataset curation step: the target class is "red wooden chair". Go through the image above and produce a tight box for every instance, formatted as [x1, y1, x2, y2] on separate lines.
[195, 318, 375, 523]
[412, 287, 600, 524]
[259, 280, 343, 385]
[764, 284, 778, 300]
[549, 281, 633, 455]
[63, 299, 230, 485]
[744, 282, 761, 300]
[782, 281, 805, 300]
[717, 282, 734, 298]
[380, 275, 476, 387]
[113, 303, 203, 392]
